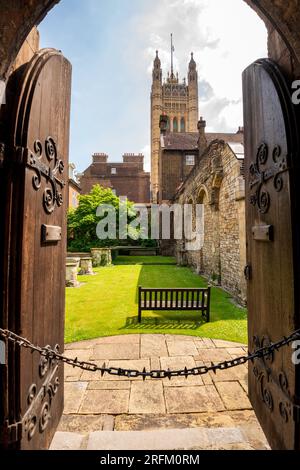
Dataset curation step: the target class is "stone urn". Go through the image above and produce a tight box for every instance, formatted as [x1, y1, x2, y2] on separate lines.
[91, 248, 112, 267]
[79, 257, 94, 275]
[67, 257, 80, 269]
[66, 260, 79, 287]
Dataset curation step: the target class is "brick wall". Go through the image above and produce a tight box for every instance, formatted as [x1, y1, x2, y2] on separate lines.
[80, 154, 150, 204]
[161, 150, 199, 202]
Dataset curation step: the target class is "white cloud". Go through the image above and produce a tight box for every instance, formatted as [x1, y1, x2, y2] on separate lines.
[141, 144, 151, 172]
[128, 0, 268, 132]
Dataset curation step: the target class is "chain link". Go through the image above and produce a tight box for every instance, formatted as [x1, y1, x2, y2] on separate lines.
[1, 327, 300, 380]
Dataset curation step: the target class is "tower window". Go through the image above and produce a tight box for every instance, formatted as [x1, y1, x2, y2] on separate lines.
[111, 168, 117, 175]
[173, 117, 178, 133]
[166, 116, 170, 131]
[180, 117, 186, 133]
[186, 155, 195, 166]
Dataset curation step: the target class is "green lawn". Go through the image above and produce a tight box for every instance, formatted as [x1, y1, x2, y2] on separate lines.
[65, 256, 247, 344]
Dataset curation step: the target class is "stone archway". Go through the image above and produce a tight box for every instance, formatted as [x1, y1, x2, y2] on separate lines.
[0, 0, 300, 452]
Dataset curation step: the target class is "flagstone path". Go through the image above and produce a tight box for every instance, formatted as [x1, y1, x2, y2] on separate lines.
[50, 334, 270, 450]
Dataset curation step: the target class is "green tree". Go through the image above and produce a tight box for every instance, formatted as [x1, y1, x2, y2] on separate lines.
[67, 185, 139, 252]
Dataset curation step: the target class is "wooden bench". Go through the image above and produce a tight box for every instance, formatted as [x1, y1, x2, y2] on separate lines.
[138, 286, 211, 323]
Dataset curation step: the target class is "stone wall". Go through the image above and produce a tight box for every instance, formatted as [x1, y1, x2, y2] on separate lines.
[11, 27, 40, 72]
[174, 140, 246, 304]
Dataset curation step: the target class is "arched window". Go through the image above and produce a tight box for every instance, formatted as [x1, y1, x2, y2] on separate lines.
[166, 116, 170, 131]
[180, 117, 185, 133]
[173, 117, 178, 133]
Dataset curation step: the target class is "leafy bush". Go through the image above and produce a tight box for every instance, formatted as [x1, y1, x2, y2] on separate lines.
[67, 185, 157, 252]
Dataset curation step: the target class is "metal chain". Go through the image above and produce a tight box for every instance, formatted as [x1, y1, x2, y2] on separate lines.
[1, 327, 300, 380]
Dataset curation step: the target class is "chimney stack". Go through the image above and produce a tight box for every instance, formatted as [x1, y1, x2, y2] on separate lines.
[93, 153, 108, 163]
[198, 117, 207, 155]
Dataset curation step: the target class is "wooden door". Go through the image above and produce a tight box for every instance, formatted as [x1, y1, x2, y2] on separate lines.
[243, 59, 300, 450]
[0, 49, 71, 449]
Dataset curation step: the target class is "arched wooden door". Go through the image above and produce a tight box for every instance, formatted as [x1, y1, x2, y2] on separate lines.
[243, 59, 300, 450]
[0, 49, 71, 449]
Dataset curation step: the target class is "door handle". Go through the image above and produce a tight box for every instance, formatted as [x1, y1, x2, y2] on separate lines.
[244, 265, 252, 281]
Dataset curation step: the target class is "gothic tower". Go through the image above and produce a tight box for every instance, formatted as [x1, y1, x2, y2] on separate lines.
[188, 53, 199, 133]
[150, 51, 163, 203]
[150, 39, 199, 202]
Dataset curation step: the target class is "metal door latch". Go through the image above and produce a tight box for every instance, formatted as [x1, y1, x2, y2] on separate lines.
[244, 265, 252, 281]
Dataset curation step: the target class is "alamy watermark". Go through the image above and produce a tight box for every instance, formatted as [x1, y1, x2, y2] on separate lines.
[292, 80, 300, 105]
[96, 198, 204, 251]
[292, 341, 300, 365]
[0, 80, 6, 106]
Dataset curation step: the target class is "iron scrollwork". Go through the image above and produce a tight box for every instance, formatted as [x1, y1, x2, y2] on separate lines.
[251, 334, 297, 424]
[22, 341, 61, 441]
[26, 137, 65, 214]
[39, 344, 60, 378]
[22, 365, 60, 441]
[249, 143, 288, 214]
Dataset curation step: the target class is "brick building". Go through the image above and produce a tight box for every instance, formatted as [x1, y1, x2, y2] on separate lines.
[79, 153, 150, 203]
[159, 119, 244, 204]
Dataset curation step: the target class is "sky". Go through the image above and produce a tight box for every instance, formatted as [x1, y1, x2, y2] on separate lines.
[39, 0, 268, 173]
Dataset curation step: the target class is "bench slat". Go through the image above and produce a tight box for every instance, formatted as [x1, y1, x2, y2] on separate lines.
[138, 286, 211, 323]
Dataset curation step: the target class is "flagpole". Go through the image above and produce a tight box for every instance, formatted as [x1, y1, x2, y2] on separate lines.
[171, 33, 174, 78]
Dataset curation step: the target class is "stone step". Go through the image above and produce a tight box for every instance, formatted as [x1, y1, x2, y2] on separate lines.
[50, 426, 250, 451]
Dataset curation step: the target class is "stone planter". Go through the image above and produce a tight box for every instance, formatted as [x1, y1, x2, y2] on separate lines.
[79, 257, 94, 275]
[67, 252, 90, 260]
[67, 257, 80, 269]
[66, 261, 79, 287]
[91, 248, 112, 267]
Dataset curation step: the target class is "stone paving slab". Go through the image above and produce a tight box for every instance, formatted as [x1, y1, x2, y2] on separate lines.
[196, 348, 232, 362]
[64, 349, 93, 361]
[80, 389, 130, 414]
[160, 356, 203, 387]
[87, 381, 131, 390]
[215, 381, 252, 410]
[64, 382, 88, 414]
[141, 335, 168, 358]
[58, 415, 114, 433]
[226, 347, 247, 358]
[50, 432, 85, 450]
[55, 334, 270, 451]
[86, 427, 245, 451]
[129, 382, 166, 414]
[167, 340, 198, 357]
[207, 363, 248, 383]
[65, 364, 83, 382]
[93, 335, 141, 344]
[213, 339, 246, 348]
[165, 386, 225, 414]
[92, 343, 140, 360]
[114, 412, 236, 431]
[195, 338, 215, 348]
